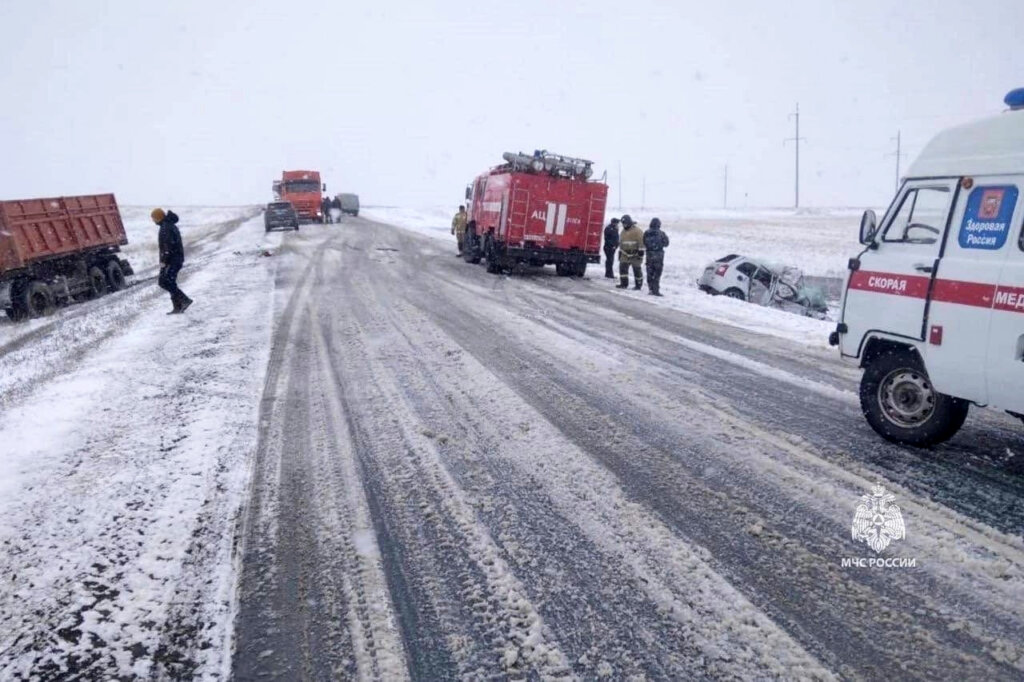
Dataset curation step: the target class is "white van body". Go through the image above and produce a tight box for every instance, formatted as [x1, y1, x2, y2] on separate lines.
[833, 98, 1024, 445]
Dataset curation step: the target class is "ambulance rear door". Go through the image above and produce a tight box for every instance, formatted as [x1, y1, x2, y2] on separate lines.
[842, 179, 958, 356]
[987, 187, 1024, 412]
[925, 180, 1017, 403]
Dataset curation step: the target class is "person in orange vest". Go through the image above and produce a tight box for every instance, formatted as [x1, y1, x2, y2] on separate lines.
[616, 215, 644, 290]
[451, 205, 468, 255]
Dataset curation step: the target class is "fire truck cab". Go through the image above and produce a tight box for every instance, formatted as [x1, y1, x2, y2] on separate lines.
[831, 88, 1024, 446]
[462, 150, 608, 276]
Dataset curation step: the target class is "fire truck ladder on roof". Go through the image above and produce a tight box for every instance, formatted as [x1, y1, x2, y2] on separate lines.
[502, 150, 595, 179]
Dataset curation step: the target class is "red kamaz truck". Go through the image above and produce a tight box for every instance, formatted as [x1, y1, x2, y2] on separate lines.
[273, 170, 324, 223]
[0, 194, 134, 320]
[463, 150, 608, 276]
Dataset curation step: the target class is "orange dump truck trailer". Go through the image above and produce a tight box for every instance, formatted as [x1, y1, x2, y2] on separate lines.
[0, 193, 134, 321]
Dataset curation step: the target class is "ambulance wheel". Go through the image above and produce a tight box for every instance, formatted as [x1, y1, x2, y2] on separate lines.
[723, 288, 745, 300]
[860, 350, 969, 447]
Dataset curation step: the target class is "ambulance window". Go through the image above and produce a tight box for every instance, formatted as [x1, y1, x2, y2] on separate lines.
[883, 186, 951, 245]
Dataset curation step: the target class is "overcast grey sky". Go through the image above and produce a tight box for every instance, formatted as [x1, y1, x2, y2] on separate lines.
[1, 0, 1022, 209]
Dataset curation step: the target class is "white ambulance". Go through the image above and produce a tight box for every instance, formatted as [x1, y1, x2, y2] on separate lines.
[830, 88, 1024, 446]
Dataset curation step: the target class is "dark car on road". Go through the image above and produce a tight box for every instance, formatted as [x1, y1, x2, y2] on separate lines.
[264, 201, 299, 232]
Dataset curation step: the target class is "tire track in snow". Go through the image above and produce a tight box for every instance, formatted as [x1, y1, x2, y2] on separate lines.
[507, 279, 1024, 537]
[337, 249, 834, 680]
[368, 224, 1024, 680]
[314, 263, 575, 680]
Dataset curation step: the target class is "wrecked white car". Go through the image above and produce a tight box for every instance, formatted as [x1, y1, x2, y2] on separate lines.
[697, 254, 829, 319]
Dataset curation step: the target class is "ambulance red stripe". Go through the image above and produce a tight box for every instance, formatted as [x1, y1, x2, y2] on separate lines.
[931, 279, 996, 307]
[848, 271, 930, 298]
[849, 270, 1024, 313]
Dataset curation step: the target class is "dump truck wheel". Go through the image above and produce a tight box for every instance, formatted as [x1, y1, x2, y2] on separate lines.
[87, 267, 107, 299]
[22, 280, 54, 318]
[724, 288, 745, 300]
[860, 349, 969, 446]
[105, 261, 126, 291]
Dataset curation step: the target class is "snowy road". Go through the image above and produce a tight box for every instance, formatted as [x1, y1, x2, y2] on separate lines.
[1, 212, 1023, 680]
[233, 218, 1024, 680]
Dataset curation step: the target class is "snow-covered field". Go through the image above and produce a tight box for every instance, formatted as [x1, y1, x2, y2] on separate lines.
[362, 205, 871, 348]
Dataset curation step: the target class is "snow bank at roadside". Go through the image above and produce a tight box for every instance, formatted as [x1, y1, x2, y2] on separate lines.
[363, 205, 852, 348]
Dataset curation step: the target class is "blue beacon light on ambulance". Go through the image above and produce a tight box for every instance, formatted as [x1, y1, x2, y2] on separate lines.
[1005, 88, 1024, 111]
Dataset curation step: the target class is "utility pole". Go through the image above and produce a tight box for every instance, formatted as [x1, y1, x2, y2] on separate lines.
[887, 130, 904, 191]
[784, 103, 807, 208]
[617, 161, 622, 211]
[723, 164, 728, 209]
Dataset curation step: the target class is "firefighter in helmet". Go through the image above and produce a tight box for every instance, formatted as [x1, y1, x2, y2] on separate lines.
[617, 215, 644, 289]
[603, 217, 620, 278]
[643, 217, 669, 296]
[451, 205, 468, 256]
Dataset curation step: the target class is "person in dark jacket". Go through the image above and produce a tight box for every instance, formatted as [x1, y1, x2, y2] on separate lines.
[152, 208, 192, 314]
[643, 217, 670, 296]
[603, 217, 620, 278]
[321, 195, 332, 224]
[330, 195, 342, 223]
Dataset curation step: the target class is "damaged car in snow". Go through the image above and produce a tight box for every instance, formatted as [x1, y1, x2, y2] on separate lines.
[697, 254, 829, 319]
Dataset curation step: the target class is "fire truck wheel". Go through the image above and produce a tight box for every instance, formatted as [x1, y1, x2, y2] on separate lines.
[723, 288, 745, 300]
[21, 280, 55, 319]
[859, 350, 969, 447]
[105, 261, 127, 291]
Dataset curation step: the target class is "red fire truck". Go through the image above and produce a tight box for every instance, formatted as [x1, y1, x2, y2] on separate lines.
[463, 150, 608, 276]
[272, 170, 324, 223]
